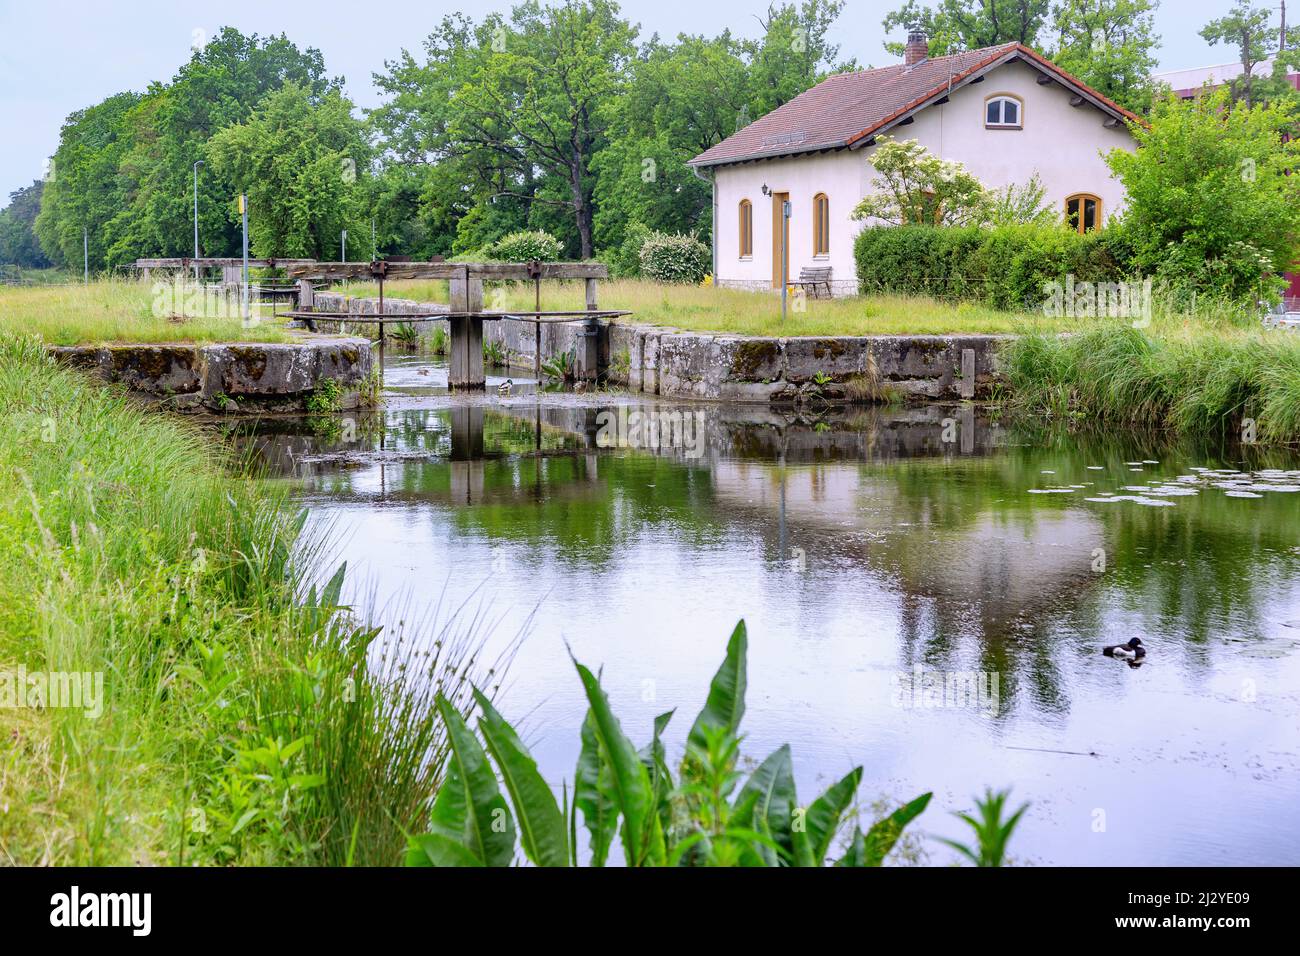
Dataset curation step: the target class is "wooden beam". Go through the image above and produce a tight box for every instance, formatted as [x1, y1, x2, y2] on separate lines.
[1036, 73, 1054, 85]
[280, 261, 609, 281]
[1069, 94, 1086, 107]
[134, 258, 314, 269]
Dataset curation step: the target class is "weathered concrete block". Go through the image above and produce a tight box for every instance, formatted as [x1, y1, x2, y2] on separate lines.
[50, 338, 372, 413]
[105, 345, 204, 395]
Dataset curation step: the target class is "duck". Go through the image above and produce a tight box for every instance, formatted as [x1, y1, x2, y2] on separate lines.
[1103, 637, 1146, 661]
[574, 380, 587, 394]
[497, 378, 513, 396]
[417, 368, 430, 376]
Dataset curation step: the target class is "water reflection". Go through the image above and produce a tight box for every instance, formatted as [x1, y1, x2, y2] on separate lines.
[228, 383, 1300, 865]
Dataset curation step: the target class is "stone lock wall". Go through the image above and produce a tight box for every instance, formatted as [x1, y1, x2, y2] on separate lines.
[49, 338, 374, 413]
[309, 292, 1005, 404]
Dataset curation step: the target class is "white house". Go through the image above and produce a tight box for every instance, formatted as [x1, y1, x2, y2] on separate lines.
[689, 33, 1140, 296]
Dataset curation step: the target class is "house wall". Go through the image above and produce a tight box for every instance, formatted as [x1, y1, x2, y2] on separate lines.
[904, 59, 1134, 225]
[712, 150, 866, 296]
[710, 59, 1135, 296]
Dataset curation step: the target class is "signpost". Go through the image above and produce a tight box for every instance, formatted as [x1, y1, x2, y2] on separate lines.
[192, 160, 204, 282]
[239, 194, 249, 323]
[781, 199, 791, 322]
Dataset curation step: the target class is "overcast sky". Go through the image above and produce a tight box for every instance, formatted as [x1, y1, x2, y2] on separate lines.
[0, 0, 1259, 199]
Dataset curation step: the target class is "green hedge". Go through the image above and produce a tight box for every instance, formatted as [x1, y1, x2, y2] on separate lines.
[854, 224, 1133, 311]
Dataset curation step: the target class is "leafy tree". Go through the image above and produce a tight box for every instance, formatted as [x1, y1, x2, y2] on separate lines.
[882, 0, 1051, 57]
[1200, 1, 1300, 108]
[851, 137, 992, 227]
[0, 181, 52, 268]
[1105, 87, 1300, 302]
[32, 28, 336, 270]
[34, 91, 142, 270]
[988, 173, 1060, 226]
[747, 0, 855, 115]
[435, 0, 637, 258]
[1047, 0, 1161, 114]
[207, 84, 371, 259]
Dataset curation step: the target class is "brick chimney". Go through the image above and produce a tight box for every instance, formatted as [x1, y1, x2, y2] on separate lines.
[904, 29, 929, 67]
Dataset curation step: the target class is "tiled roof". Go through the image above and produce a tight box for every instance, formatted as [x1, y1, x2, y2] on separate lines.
[689, 43, 1140, 168]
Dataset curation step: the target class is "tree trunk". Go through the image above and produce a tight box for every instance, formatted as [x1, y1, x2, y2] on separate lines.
[570, 153, 592, 259]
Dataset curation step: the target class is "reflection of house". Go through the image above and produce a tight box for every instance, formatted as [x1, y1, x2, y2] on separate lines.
[690, 32, 1138, 295]
[707, 460, 1105, 631]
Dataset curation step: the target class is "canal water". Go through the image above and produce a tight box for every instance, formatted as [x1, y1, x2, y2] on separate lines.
[242, 353, 1300, 866]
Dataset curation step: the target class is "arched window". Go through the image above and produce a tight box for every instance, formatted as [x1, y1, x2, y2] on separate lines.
[739, 199, 753, 258]
[1066, 193, 1102, 234]
[812, 193, 830, 257]
[985, 94, 1023, 129]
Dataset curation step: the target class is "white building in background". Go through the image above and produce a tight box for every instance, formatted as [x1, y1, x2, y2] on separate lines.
[689, 33, 1139, 296]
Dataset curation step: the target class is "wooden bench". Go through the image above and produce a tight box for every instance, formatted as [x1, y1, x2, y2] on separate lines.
[792, 266, 833, 299]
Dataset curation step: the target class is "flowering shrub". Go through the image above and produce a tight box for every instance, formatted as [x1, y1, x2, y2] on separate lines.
[489, 230, 563, 262]
[638, 231, 710, 284]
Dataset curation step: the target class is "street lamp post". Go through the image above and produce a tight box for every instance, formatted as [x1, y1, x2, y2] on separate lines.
[192, 160, 204, 283]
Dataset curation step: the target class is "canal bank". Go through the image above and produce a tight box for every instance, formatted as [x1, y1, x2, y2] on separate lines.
[48, 336, 375, 413]
[312, 291, 1001, 402]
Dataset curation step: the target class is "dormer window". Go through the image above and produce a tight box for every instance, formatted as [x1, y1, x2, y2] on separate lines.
[985, 94, 1023, 129]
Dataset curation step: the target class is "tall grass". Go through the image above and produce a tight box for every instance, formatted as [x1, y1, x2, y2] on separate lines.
[0, 279, 290, 344]
[0, 335, 490, 864]
[493, 279, 1070, 336]
[1003, 322, 1300, 444]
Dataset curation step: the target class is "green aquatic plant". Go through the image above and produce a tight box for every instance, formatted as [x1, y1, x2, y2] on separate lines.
[482, 338, 509, 368]
[541, 348, 576, 383]
[407, 621, 935, 867]
[936, 788, 1029, 867]
[390, 323, 421, 347]
[306, 377, 342, 414]
[428, 326, 448, 355]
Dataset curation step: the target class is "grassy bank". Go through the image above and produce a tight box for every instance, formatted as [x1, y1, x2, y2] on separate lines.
[329, 279, 449, 303]
[497, 278, 1073, 336]
[0, 280, 291, 344]
[1005, 323, 1300, 444]
[0, 336, 484, 864]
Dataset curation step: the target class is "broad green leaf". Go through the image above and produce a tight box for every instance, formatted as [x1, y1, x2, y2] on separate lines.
[574, 708, 617, 867]
[835, 827, 868, 867]
[686, 620, 748, 754]
[428, 693, 515, 867]
[321, 561, 346, 609]
[793, 766, 862, 867]
[860, 792, 932, 866]
[572, 659, 658, 866]
[472, 687, 569, 867]
[736, 744, 796, 865]
[405, 831, 484, 867]
[639, 709, 676, 835]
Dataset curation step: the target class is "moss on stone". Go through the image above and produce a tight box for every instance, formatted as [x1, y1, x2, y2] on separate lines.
[730, 339, 780, 378]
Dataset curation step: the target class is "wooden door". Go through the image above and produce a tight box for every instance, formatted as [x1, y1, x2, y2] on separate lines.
[771, 192, 789, 288]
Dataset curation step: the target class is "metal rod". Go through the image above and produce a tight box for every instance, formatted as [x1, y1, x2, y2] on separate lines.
[240, 194, 249, 323]
[534, 276, 541, 383]
[192, 160, 204, 283]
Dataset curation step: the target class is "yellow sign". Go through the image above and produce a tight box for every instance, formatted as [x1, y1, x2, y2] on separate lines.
[238, 195, 246, 214]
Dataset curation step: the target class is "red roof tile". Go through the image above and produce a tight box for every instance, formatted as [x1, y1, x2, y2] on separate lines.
[689, 43, 1140, 168]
